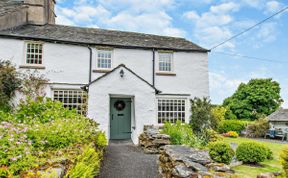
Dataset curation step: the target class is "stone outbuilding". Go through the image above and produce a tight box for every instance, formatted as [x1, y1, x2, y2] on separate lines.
[268, 108, 288, 130]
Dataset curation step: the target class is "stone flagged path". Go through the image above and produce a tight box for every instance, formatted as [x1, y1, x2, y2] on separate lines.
[98, 140, 159, 178]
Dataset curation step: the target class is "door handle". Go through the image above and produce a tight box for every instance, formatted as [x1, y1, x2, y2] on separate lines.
[112, 114, 114, 120]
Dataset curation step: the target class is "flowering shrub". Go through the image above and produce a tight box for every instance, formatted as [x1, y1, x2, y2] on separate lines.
[0, 99, 106, 177]
[223, 131, 239, 138]
[0, 122, 37, 176]
[15, 98, 78, 124]
[27, 116, 100, 149]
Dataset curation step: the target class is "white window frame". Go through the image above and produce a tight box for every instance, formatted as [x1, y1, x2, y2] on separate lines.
[96, 49, 113, 70]
[24, 41, 44, 66]
[52, 89, 88, 115]
[157, 52, 174, 73]
[156, 96, 189, 124]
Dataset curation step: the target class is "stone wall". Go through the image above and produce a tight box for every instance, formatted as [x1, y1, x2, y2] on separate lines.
[159, 145, 234, 178]
[139, 125, 171, 154]
[0, 8, 27, 30]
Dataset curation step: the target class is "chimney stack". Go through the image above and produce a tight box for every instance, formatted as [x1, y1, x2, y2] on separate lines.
[23, 0, 56, 25]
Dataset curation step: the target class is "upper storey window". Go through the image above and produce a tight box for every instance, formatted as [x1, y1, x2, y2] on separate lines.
[26, 42, 43, 65]
[159, 52, 173, 72]
[97, 50, 112, 69]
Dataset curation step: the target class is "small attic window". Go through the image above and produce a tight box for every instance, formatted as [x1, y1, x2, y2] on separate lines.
[25, 42, 43, 65]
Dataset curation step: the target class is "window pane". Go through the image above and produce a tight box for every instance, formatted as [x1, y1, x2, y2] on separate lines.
[26, 43, 43, 64]
[97, 50, 112, 69]
[159, 53, 173, 72]
[53, 90, 88, 115]
[157, 98, 186, 124]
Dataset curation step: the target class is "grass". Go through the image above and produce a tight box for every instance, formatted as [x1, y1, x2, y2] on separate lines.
[223, 137, 286, 178]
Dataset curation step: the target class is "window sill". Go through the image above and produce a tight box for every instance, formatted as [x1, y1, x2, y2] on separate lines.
[156, 72, 176, 76]
[93, 69, 112, 73]
[19, 65, 46, 69]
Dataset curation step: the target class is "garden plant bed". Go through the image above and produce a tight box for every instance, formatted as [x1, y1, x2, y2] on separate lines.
[223, 137, 286, 178]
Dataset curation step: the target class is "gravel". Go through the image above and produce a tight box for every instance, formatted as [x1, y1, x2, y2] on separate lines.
[98, 140, 159, 178]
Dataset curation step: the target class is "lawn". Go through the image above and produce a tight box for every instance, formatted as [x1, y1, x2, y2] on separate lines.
[223, 137, 287, 178]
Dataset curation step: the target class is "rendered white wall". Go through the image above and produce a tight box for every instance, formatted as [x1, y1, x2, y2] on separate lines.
[87, 66, 157, 144]
[0, 37, 209, 143]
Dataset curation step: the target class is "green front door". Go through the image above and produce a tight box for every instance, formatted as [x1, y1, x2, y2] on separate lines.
[110, 98, 131, 140]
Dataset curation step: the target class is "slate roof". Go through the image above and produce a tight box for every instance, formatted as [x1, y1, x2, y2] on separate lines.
[0, 24, 208, 52]
[268, 109, 288, 122]
[0, 0, 26, 16]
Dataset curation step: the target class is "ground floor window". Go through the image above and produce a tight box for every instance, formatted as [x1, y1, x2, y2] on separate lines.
[53, 90, 88, 115]
[157, 98, 186, 124]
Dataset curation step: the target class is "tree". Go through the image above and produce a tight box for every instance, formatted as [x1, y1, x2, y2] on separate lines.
[223, 78, 283, 120]
[0, 60, 21, 111]
[190, 97, 216, 134]
[211, 106, 227, 128]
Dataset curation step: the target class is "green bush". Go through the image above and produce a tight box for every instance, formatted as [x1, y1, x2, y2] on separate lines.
[95, 131, 108, 149]
[236, 142, 270, 163]
[15, 98, 78, 124]
[65, 145, 102, 178]
[27, 116, 100, 149]
[209, 142, 235, 164]
[218, 120, 246, 134]
[280, 146, 288, 176]
[190, 97, 216, 134]
[0, 60, 21, 111]
[246, 118, 269, 138]
[162, 121, 205, 148]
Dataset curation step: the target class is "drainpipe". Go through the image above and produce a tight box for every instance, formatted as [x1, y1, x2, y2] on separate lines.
[88, 46, 93, 83]
[152, 48, 155, 86]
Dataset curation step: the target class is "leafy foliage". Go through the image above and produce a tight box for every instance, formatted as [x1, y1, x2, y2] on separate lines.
[162, 121, 205, 148]
[15, 98, 78, 124]
[209, 142, 235, 164]
[211, 106, 227, 128]
[246, 118, 269, 138]
[190, 97, 216, 133]
[19, 70, 49, 100]
[204, 129, 223, 142]
[65, 145, 102, 178]
[0, 99, 105, 176]
[280, 146, 288, 177]
[218, 120, 246, 134]
[223, 79, 283, 120]
[236, 141, 271, 163]
[27, 117, 100, 149]
[0, 60, 21, 111]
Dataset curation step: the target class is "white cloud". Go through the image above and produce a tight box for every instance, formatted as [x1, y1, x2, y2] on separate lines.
[184, 2, 239, 49]
[210, 2, 240, 14]
[209, 71, 246, 104]
[56, 0, 185, 37]
[183, 11, 200, 20]
[265, 1, 282, 13]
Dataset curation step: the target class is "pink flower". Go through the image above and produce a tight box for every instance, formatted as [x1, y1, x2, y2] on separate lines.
[16, 141, 21, 145]
[10, 157, 17, 161]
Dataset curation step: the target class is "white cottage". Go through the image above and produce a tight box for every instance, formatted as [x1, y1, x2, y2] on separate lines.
[0, 0, 209, 144]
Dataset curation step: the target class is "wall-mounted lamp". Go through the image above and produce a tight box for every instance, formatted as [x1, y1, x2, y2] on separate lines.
[120, 69, 124, 78]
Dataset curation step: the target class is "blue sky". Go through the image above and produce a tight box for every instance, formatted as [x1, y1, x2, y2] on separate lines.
[55, 0, 288, 107]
